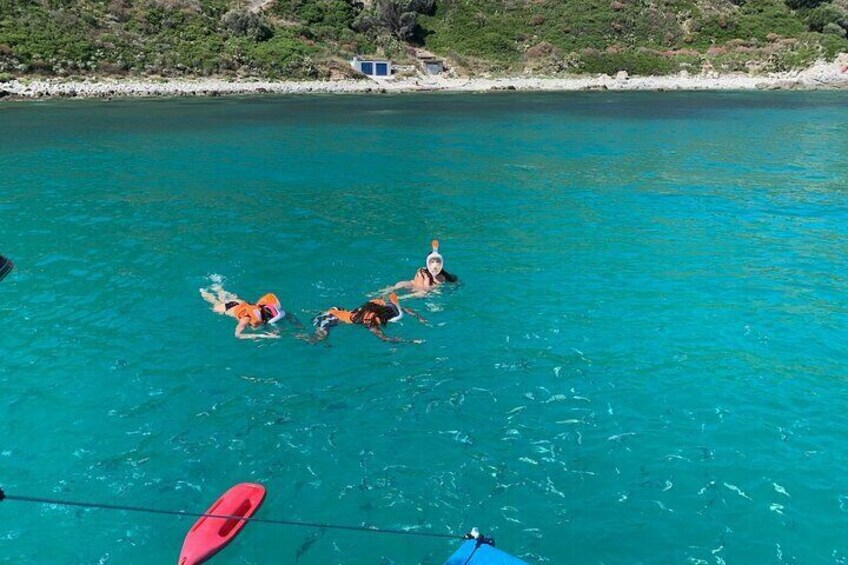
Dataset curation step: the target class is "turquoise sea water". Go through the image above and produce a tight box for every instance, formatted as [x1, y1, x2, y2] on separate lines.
[2, 92, 848, 564]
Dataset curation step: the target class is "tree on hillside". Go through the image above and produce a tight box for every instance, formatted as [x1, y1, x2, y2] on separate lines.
[806, 3, 848, 32]
[223, 8, 273, 41]
[354, 0, 435, 41]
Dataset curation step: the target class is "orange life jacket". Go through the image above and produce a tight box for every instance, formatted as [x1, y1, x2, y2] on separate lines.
[256, 293, 281, 309]
[231, 303, 264, 327]
[231, 293, 283, 328]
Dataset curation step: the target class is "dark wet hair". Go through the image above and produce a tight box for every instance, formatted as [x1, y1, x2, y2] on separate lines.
[440, 269, 458, 283]
[259, 304, 281, 322]
[351, 300, 399, 328]
[423, 257, 458, 284]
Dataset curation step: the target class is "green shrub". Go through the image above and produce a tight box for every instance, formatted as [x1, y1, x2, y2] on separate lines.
[784, 0, 826, 8]
[240, 32, 316, 77]
[579, 50, 678, 75]
[690, 0, 805, 48]
[823, 21, 847, 35]
[271, 0, 360, 41]
[816, 29, 848, 55]
[805, 5, 843, 31]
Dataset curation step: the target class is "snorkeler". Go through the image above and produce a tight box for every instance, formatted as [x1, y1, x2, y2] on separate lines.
[200, 283, 295, 340]
[381, 240, 458, 298]
[306, 293, 427, 344]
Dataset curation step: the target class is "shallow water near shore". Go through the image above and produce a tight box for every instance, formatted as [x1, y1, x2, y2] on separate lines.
[2, 92, 848, 564]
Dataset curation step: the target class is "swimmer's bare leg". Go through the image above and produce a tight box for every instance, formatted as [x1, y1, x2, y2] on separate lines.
[311, 329, 329, 344]
[201, 284, 242, 314]
[297, 328, 329, 345]
[285, 312, 304, 329]
[396, 290, 428, 301]
[211, 284, 240, 303]
[200, 288, 227, 312]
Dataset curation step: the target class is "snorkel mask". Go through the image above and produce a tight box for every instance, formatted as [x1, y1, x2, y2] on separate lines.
[426, 239, 443, 277]
[261, 304, 285, 324]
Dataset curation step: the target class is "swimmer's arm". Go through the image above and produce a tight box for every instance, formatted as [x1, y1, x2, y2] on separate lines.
[395, 290, 428, 301]
[369, 326, 423, 344]
[371, 280, 414, 297]
[402, 306, 428, 325]
[235, 318, 278, 340]
[384, 280, 413, 293]
[246, 334, 279, 340]
[238, 331, 280, 340]
[369, 326, 402, 343]
[234, 318, 250, 338]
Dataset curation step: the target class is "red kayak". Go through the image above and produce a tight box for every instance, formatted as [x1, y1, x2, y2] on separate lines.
[178, 483, 266, 565]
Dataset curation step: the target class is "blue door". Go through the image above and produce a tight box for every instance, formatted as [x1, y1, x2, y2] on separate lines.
[375, 63, 388, 76]
[361, 62, 373, 75]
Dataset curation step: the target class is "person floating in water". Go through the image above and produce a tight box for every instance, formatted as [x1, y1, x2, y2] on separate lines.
[381, 240, 458, 299]
[306, 293, 427, 344]
[200, 283, 295, 340]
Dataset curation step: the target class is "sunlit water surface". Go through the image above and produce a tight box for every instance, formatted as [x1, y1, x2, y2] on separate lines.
[1, 92, 848, 563]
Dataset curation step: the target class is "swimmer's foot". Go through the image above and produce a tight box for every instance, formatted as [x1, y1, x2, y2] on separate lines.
[199, 288, 217, 305]
[296, 330, 329, 345]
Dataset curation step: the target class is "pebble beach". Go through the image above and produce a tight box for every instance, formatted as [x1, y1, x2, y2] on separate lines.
[2, 55, 847, 99]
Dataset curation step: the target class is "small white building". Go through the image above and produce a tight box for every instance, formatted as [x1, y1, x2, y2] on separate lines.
[422, 59, 444, 75]
[351, 56, 392, 78]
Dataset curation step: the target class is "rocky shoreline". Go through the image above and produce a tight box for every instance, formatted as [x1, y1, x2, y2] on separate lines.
[2, 56, 847, 100]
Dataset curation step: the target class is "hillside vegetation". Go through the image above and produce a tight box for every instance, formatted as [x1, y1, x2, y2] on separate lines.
[0, 0, 847, 79]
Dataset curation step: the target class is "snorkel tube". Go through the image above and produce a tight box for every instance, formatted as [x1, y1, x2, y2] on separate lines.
[387, 293, 403, 323]
[426, 240, 443, 267]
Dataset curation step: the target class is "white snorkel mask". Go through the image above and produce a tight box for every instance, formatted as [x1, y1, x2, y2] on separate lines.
[264, 304, 286, 325]
[426, 239, 443, 276]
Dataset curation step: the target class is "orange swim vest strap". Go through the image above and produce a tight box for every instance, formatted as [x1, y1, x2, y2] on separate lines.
[328, 308, 354, 324]
[233, 302, 264, 326]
